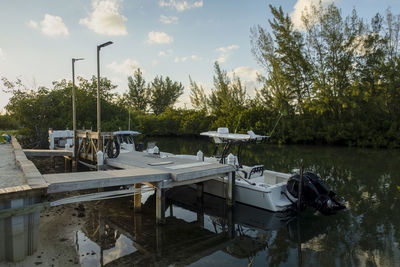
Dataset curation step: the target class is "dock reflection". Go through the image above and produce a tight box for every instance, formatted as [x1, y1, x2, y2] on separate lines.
[75, 187, 298, 266]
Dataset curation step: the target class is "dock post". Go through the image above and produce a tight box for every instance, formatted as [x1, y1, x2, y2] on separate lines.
[155, 184, 165, 224]
[196, 183, 203, 201]
[134, 183, 142, 212]
[5, 199, 25, 262]
[226, 171, 235, 206]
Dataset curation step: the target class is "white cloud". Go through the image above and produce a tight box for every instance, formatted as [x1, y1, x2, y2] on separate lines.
[107, 58, 141, 76]
[216, 45, 239, 53]
[191, 55, 202, 61]
[215, 44, 239, 63]
[159, 49, 173, 56]
[29, 14, 69, 37]
[28, 20, 38, 29]
[152, 59, 158, 66]
[159, 0, 203, 12]
[160, 15, 179, 24]
[290, 0, 337, 30]
[174, 56, 187, 63]
[80, 0, 128, 36]
[228, 66, 260, 81]
[146, 31, 174, 44]
[174, 54, 202, 63]
[228, 66, 262, 97]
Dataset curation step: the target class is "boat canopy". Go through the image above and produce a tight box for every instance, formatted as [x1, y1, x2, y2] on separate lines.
[113, 130, 141, 136]
[200, 128, 269, 143]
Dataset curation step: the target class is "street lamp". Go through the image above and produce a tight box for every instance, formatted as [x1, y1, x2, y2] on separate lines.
[96, 41, 113, 151]
[72, 57, 84, 168]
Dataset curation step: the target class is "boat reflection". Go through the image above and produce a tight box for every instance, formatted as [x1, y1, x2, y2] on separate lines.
[75, 187, 306, 266]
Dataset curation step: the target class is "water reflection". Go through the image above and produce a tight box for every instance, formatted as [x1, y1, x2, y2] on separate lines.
[141, 137, 400, 266]
[74, 188, 301, 266]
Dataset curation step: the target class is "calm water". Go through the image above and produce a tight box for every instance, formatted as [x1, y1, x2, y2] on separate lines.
[5, 137, 400, 266]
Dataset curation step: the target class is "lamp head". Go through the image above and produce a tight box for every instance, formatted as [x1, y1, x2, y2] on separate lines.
[98, 41, 113, 49]
[72, 58, 85, 63]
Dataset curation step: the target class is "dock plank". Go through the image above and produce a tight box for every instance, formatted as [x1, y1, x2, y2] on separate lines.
[43, 168, 171, 193]
[107, 151, 234, 182]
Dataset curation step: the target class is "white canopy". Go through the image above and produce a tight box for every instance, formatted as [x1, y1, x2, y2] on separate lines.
[200, 128, 269, 143]
[113, 130, 141, 135]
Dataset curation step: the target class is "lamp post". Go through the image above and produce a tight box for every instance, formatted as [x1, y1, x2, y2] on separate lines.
[72, 57, 84, 169]
[96, 41, 113, 152]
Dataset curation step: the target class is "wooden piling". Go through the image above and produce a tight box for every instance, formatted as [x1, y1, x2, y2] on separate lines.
[133, 183, 142, 212]
[155, 184, 165, 224]
[226, 171, 235, 206]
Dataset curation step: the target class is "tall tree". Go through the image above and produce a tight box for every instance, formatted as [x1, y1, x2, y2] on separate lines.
[149, 76, 184, 115]
[251, 5, 311, 114]
[189, 76, 208, 111]
[208, 62, 246, 115]
[124, 69, 149, 111]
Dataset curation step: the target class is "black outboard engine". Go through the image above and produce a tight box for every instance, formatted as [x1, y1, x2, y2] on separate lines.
[286, 171, 346, 215]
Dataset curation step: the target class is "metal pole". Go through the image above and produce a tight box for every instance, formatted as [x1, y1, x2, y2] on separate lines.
[72, 59, 76, 134]
[96, 41, 113, 152]
[72, 59, 77, 167]
[72, 58, 84, 169]
[97, 46, 102, 152]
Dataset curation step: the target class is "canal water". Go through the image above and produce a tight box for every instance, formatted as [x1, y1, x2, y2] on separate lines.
[3, 137, 400, 266]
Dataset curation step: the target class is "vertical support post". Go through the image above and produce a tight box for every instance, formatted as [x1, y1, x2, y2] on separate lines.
[5, 199, 25, 262]
[155, 184, 165, 224]
[196, 183, 203, 201]
[226, 206, 234, 239]
[226, 171, 235, 206]
[134, 183, 142, 212]
[196, 183, 204, 228]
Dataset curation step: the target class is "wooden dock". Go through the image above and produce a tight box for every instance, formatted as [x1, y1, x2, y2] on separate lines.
[0, 138, 235, 224]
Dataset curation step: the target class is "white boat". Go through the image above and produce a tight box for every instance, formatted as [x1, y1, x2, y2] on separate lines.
[186, 128, 346, 214]
[161, 127, 298, 212]
[113, 130, 141, 153]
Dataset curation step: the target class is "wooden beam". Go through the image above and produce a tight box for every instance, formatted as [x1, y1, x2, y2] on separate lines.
[43, 168, 170, 193]
[23, 149, 72, 157]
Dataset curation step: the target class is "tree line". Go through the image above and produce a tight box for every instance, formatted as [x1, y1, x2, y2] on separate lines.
[1, 3, 400, 148]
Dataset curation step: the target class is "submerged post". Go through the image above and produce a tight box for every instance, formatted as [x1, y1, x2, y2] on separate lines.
[297, 162, 304, 212]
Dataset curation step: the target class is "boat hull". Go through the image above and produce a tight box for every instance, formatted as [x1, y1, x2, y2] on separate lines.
[201, 175, 296, 212]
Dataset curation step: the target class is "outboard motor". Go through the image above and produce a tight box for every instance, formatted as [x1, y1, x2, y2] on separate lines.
[286, 171, 346, 215]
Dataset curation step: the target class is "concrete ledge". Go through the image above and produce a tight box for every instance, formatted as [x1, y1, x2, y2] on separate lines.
[11, 137, 47, 189]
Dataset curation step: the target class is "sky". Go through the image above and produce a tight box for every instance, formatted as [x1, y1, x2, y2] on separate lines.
[1, 0, 400, 112]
